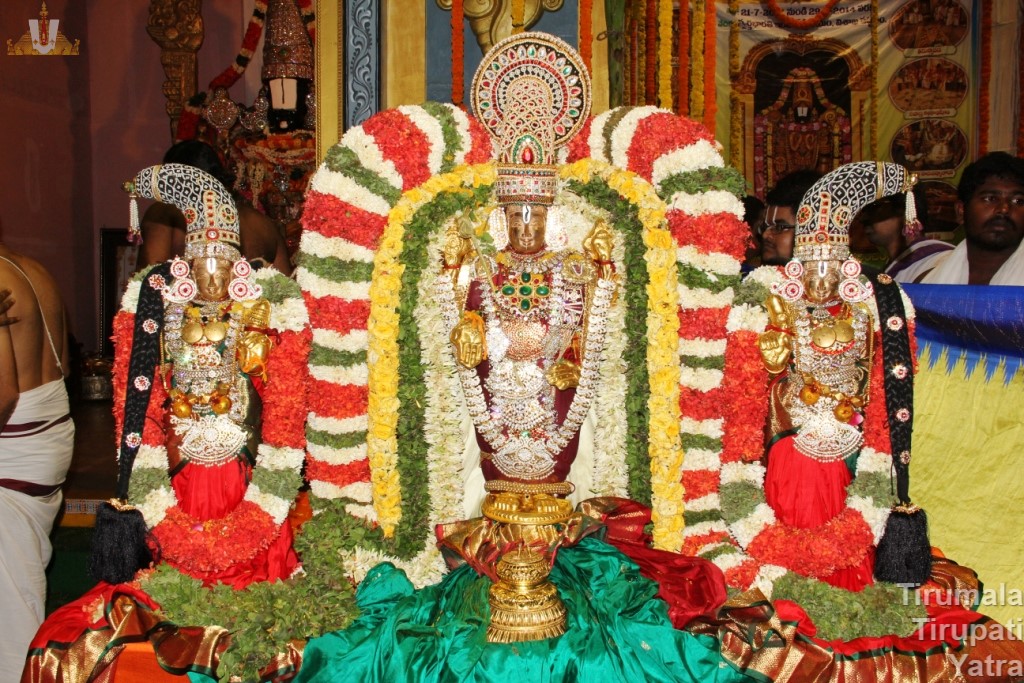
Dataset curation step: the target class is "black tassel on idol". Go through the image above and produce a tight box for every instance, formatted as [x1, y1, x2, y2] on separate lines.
[874, 503, 932, 586]
[89, 500, 155, 584]
[88, 262, 170, 584]
[869, 273, 932, 587]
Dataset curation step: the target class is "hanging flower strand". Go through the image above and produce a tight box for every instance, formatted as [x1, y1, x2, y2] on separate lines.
[677, 0, 690, 115]
[451, 0, 465, 106]
[703, 0, 717, 134]
[580, 0, 593, 71]
[657, 0, 673, 107]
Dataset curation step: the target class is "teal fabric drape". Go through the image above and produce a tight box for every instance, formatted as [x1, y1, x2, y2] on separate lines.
[297, 536, 753, 682]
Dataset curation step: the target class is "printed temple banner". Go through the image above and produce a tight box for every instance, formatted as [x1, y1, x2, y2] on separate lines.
[715, 0, 976, 234]
[903, 284, 1024, 629]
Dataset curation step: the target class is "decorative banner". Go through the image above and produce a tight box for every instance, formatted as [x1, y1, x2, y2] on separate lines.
[878, 0, 975, 234]
[7, 1, 80, 55]
[717, 0, 976, 233]
[902, 284, 1024, 628]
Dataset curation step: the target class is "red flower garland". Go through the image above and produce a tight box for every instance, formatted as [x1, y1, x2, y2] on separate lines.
[260, 328, 311, 449]
[682, 529, 730, 557]
[978, 0, 991, 155]
[306, 458, 371, 488]
[703, 0, 717, 134]
[682, 469, 720, 500]
[861, 329, 891, 454]
[720, 330, 770, 463]
[451, 0, 465, 106]
[302, 192, 388, 247]
[361, 110, 435, 190]
[307, 380, 368, 420]
[668, 211, 749, 260]
[152, 502, 278, 575]
[645, 0, 657, 104]
[678, 306, 730, 340]
[625, 113, 713, 179]
[303, 295, 371, 335]
[677, 0, 689, 115]
[746, 507, 874, 578]
[763, 0, 841, 30]
[579, 0, 593, 73]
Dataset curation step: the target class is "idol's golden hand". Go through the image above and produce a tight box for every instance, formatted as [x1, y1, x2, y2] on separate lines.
[545, 359, 581, 390]
[451, 311, 487, 368]
[238, 300, 273, 378]
[759, 294, 793, 374]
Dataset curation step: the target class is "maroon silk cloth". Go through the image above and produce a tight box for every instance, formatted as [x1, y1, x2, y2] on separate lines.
[580, 497, 728, 628]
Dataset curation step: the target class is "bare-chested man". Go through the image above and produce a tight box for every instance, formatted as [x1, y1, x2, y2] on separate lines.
[0, 239, 74, 677]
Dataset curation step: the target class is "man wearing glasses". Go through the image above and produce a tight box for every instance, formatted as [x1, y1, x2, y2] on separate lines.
[758, 170, 822, 266]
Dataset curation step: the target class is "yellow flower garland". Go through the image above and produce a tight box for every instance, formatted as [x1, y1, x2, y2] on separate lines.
[728, 0, 743, 169]
[870, 0, 879, 157]
[657, 0, 674, 107]
[690, 0, 706, 118]
[368, 159, 681, 548]
[367, 165, 497, 536]
[559, 159, 684, 551]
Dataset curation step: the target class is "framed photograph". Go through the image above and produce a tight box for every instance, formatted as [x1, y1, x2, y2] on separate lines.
[98, 228, 137, 357]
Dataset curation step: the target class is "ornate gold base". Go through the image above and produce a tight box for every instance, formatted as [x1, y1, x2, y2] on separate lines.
[486, 546, 567, 643]
[481, 492, 574, 525]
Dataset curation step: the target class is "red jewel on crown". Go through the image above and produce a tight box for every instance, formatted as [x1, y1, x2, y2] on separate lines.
[207, 229, 219, 240]
[521, 146, 534, 164]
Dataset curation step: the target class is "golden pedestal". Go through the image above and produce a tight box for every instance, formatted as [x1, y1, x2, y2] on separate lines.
[481, 492, 573, 643]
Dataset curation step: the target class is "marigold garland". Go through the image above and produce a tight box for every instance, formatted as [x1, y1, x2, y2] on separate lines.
[451, 0, 465, 107]
[579, 0, 593, 71]
[645, 0, 658, 104]
[690, 0, 706, 117]
[763, 0, 840, 30]
[870, 0, 879, 157]
[677, 0, 690, 115]
[978, 0, 992, 155]
[657, 0, 674, 107]
[728, 0, 742, 168]
[703, 0, 717, 134]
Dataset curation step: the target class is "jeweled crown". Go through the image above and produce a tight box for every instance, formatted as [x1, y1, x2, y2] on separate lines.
[472, 32, 591, 207]
[794, 161, 917, 261]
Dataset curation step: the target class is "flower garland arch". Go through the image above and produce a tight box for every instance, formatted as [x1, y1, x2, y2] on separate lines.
[113, 267, 310, 581]
[297, 103, 752, 582]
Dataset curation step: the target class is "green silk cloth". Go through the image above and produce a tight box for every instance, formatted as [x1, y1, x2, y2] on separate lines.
[296, 536, 753, 682]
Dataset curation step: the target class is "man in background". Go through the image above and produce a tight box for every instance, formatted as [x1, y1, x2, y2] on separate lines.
[861, 186, 953, 283]
[921, 152, 1024, 284]
[0, 232, 74, 677]
[135, 140, 293, 275]
[759, 170, 822, 266]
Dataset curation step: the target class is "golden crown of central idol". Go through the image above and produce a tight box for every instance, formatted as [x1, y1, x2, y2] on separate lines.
[472, 31, 592, 207]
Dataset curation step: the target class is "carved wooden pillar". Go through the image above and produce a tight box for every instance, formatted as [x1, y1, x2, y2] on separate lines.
[147, 0, 204, 140]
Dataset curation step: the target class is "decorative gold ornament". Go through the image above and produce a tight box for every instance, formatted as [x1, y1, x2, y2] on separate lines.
[481, 492, 573, 526]
[486, 546, 567, 643]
